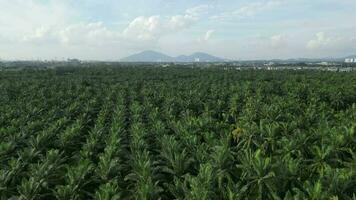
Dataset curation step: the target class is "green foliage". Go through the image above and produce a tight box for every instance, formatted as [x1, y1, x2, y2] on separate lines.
[0, 66, 355, 199]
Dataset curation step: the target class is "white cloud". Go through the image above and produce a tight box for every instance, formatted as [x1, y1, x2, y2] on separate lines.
[0, 2, 212, 60]
[60, 22, 119, 45]
[270, 34, 287, 48]
[211, 0, 283, 20]
[306, 32, 334, 49]
[1, 0, 355, 60]
[198, 30, 215, 42]
[169, 14, 196, 31]
[8, 0, 209, 45]
[237, 1, 282, 17]
[205, 30, 215, 41]
[122, 16, 161, 41]
[246, 34, 288, 49]
[122, 15, 195, 41]
[305, 32, 356, 56]
[0, 0, 73, 34]
[22, 27, 59, 44]
[186, 5, 213, 17]
[21, 22, 119, 46]
[122, 6, 204, 42]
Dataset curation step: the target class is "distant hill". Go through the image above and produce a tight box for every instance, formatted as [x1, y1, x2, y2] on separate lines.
[121, 50, 227, 62]
[121, 50, 355, 63]
[175, 52, 226, 62]
[120, 50, 174, 62]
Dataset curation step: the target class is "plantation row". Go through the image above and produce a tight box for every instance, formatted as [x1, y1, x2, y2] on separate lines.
[0, 67, 355, 199]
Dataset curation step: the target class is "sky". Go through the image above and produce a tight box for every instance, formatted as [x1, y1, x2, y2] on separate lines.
[0, 0, 356, 60]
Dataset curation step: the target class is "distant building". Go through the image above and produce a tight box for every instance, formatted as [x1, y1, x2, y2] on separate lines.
[345, 58, 356, 63]
[67, 58, 81, 63]
[160, 64, 169, 68]
[264, 62, 275, 66]
[318, 62, 330, 66]
[195, 58, 200, 62]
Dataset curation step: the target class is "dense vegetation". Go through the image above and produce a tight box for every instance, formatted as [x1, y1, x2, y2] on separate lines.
[0, 66, 355, 199]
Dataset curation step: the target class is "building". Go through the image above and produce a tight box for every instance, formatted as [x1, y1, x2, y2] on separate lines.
[345, 58, 356, 63]
[264, 62, 275, 66]
[318, 62, 330, 66]
[67, 58, 81, 64]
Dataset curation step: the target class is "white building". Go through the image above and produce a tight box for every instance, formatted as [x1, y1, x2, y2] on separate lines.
[345, 58, 356, 63]
[318, 62, 329, 66]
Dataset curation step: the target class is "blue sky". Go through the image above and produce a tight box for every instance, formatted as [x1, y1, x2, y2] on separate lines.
[0, 0, 355, 60]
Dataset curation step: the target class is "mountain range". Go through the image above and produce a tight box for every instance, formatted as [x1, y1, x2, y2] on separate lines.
[121, 50, 227, 62]
[120, 51, 356, 63]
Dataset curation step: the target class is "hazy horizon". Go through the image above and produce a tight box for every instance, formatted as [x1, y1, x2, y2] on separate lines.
[1, 0, 356, 60]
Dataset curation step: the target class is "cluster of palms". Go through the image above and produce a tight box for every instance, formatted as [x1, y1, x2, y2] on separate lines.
[0, 66, 355, 199]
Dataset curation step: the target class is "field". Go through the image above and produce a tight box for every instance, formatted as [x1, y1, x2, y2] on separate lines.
[0, 66, 355, 199]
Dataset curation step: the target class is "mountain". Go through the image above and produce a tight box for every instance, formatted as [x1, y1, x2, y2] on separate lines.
[121, 50, 174, 62]
[176, 52, 226, 62]
[121, 50, 227, 62]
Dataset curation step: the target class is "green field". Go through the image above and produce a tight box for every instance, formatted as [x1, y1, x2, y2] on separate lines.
[0, 66, 355, 199]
